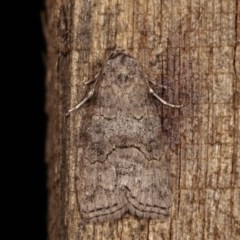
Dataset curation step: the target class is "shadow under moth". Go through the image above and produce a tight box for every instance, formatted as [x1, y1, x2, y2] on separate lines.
[68, 49, 182, 223]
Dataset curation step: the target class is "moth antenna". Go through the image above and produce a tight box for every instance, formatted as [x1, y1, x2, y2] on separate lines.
[67, 73, 100, 116]
[84, 73, 100, 85]
[145, 78, 183, 108]
[149, 88, 183, 108]
[84, 79, 96, 85]
[147, 79, 168, 90]
[66, 88, 95, 116]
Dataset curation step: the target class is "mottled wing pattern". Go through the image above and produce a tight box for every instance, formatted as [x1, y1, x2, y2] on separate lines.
[76, 53, 171, 222]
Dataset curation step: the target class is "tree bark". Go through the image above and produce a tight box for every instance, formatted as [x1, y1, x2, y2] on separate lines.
[45, 0, 240, 239]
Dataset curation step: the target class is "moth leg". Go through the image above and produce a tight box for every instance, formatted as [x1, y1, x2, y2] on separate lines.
[66, 89, 95, 116]
[149, 88, 183, 108]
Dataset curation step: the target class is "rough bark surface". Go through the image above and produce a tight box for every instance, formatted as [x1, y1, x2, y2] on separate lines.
[45, 0, 240, 239]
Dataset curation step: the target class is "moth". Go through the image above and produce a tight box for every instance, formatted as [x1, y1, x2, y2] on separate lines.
[68, 49, 182, 222]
